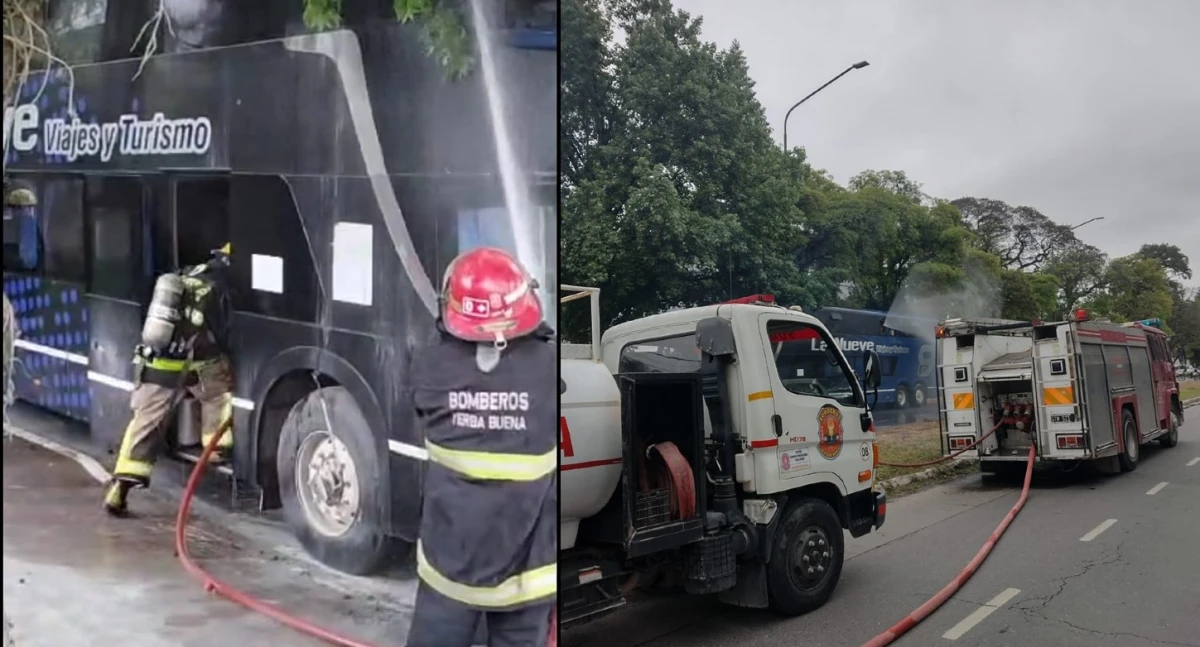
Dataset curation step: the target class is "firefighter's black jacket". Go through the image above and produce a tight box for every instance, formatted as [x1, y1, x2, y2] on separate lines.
[410, 323, 557, 611]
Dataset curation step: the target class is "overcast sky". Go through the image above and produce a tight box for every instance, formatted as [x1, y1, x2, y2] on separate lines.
[672, 0, 1200, 288]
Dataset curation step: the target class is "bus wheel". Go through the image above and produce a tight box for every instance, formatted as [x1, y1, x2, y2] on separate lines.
[1159, 412, 1179, 448]
[913, 383, 927, 407]
[278, 386, 392, 576]
[895, 385, 910, 409]
[1118, 409, 1139, 473]
[766, 497, 844, 616]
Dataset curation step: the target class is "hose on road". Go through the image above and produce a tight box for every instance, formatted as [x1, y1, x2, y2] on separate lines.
[175, 419, 382, 647]
[860, 442, 1036, 647]
[174, 419, 558, 647]
[877, 421, 1004, 468]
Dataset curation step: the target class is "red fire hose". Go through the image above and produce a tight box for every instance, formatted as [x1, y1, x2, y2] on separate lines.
[175, 420, 557, 646]
[645, 441, 697, 520]
[860, 442, 1036, 646]
[877, 420, 1005, 468]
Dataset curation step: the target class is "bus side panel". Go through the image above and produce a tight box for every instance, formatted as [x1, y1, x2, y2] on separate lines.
[3, 275, 90, 422]
[234, 312, 424, 540]
[86, 296, 145, 452]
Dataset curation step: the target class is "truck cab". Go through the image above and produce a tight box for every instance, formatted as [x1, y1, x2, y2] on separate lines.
[561, 289, 886, 625]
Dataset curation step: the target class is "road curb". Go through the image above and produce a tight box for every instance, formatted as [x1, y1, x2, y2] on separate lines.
[880, 457, 975, 490]
[4, 424, 111, 485]
[1183, 396, 1199, 409]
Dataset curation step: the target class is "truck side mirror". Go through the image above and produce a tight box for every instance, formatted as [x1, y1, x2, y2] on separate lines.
[863, 349, 882, 389]
[696, 317, 736, 358]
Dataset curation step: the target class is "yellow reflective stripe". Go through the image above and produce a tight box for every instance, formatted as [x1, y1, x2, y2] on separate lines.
[425, 441, 556, 482]
[416, 541, 556, 608]
[137, 356, 215, 372]
[201, 394, 234, 448]
[146, 357, 188, 371]
[113, 415, 153, 477]
[114, 455, 152, 477]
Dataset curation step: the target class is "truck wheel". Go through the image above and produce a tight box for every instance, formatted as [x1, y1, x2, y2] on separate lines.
[913, 383, 927, 407]
[895, 385, 910, 409]
[767, 498, 844, 616]
[1159, 412, 1179, 448]
[1118, 409, 1139, 473]
[278, 386, 393, 575]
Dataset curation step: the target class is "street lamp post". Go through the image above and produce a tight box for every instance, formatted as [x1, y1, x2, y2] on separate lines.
[782, 60, 869, 151]
[1069, 216, 1104, 232]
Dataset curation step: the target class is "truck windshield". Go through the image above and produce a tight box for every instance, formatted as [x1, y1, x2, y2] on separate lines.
[767, 321, 861, 407]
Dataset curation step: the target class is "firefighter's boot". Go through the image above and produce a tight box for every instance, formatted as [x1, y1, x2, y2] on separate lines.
[103, 478, 137, 517]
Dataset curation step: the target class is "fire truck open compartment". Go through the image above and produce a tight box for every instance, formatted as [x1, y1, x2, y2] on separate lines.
[578, 372, 707, 557]
[977, 377, 1037, 457]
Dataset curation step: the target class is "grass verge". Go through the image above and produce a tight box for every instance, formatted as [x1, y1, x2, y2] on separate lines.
[874, 420, 945, 482]
[1180, 380, 1200, 402]
[884, 461, 978, 500]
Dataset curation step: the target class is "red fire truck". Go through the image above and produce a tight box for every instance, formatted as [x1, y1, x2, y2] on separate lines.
[935, 310, 1183, 473]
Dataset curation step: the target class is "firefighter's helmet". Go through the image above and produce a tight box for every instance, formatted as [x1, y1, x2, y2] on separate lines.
[441, 247, 542, 347]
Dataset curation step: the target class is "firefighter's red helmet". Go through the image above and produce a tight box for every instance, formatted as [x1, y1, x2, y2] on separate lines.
[441, 247, 542, 344]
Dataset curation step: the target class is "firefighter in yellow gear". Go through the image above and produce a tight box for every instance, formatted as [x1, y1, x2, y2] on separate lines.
[104, 243, 236, 516]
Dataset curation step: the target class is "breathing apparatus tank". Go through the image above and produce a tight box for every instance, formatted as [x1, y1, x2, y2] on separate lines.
[141, 272, 186, 351]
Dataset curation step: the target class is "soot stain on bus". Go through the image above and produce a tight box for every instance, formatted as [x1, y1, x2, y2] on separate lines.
[3, 0, 556, 576]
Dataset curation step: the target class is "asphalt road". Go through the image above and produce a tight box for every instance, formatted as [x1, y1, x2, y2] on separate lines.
[1, 432, 415, 647]
[562, 412, 1200, 647]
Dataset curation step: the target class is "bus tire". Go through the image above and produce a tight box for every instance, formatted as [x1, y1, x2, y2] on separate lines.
[766, 497, 844, 616]
[1118, 408, 1139, 473]
[913, 383, 927, 407]
[277, 386, 393, 576]
[1159, 412, 1179, 448]
[894, 385, 910, 409]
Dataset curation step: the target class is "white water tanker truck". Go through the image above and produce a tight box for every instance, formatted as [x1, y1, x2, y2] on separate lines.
[559, 286, 887, 626]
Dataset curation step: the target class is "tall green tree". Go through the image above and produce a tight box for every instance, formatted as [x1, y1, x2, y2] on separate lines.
[847, 169, 928, 205]
[559, 0, 809, 337]
[822, 185, 968, 310]
[1170, 295, 1200, 365]
[1101, 256, 1174, 322]
[951, 197, 1081, 271]
[1043, 244, 1108, 316]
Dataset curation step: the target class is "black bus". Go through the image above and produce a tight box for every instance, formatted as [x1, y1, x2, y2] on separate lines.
[2, 0, 556, 575]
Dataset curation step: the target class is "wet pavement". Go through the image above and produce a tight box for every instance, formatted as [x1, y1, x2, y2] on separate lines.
[2, 435, 413, 647]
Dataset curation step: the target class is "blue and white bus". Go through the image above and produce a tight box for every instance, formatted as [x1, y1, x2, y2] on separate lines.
[811, 307, 936, 409]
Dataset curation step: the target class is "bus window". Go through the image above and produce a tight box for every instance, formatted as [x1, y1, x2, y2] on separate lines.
[3, 183, 41, 273]
[457, 191, 556, 329]
[229, 175, 319, 322]
[87, 176, 145, 302]
[174, 176, 231, 268]
[40, 177, 87, 283]
[46, 0, 107, 64]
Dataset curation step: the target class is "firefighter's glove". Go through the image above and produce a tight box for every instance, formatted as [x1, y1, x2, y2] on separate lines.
[134, 344, 156, 361]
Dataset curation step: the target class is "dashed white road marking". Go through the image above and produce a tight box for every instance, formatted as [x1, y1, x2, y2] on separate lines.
[1146, 482, 1169, 496]
[1080, 519, 1118, 542]
[941, 588, 1022, 640]
[1187, 457, 1199, 467]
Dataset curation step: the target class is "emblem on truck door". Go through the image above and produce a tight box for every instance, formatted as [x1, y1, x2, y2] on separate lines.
[817, 405, 845, 460]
